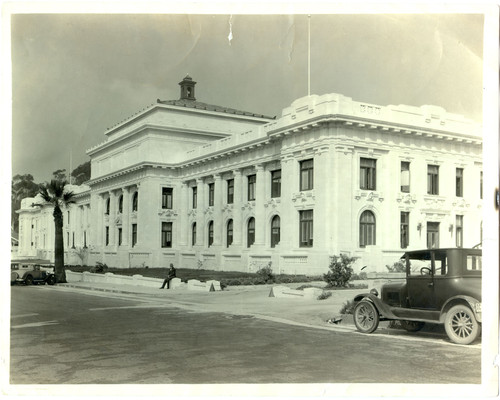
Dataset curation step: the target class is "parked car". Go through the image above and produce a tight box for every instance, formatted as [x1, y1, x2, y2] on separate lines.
[352, 248, 482, 345]
[11, 261, 56, 286]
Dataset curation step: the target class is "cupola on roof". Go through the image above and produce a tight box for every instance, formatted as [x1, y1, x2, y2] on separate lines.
[179, 74, 196, 100]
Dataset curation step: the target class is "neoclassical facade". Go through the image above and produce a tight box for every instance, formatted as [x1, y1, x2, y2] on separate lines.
[17, 76, 483, 275]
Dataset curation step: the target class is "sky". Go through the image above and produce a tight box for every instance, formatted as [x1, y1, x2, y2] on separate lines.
[8, 10, 486, 183]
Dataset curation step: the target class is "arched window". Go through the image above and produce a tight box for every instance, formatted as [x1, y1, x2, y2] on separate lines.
[271, 215, 281, 248]
[192, 223, 197, 246]
[118, 195, 123, 214]
[360, 210, 376, 247]
[105, 198, 110, 215]
[247, 217, 255, 248]
[132, 192, 138, 212]
[227, 219, 233, 247]
[208, 221, 214, 247]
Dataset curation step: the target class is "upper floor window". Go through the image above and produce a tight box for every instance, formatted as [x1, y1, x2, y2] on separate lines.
[360, 158, 376, 190]
[271, 215, 281, 248]
[360, 210, 376, 247]
[118, 195, 123, 213]
[161, 222, 172, 248]
[427, 165, 439, 195]
[162, 188, 173, 209]
[300, 159, 314, 191]
[248, 175, 256, 201]
[208, 183, 215, 207]
[456, 168, 463, 197]
[299, 210, 313, 247]
[132, 192, 138, 212]
[227, 219, 233, 247]
[208, 221, 214, 247]
[401, 161, 410, 193]
[271, 170, 281, 198]
[247, 217, 255, 247]
[105, 198, 110, 214]
[227, 179, 234, 204]
[192, 187, 198, 209]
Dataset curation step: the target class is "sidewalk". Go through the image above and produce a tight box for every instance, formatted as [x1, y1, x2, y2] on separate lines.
[59, 281, 360, 330]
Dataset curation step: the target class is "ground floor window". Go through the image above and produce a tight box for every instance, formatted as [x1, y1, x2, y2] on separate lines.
[427, 222, 439, 249]
[456, 215, 463, 248]
[400, 212, 409, 248]
[247, 217, 255, 247]
[192, 223, 197, 246]
[162, 222, 172, 248]
[227, 219, 233, 247]
[208, 221, 214, 247]
[299, 210, 313, 247]
[131, 224, 137, 247]
[105, 227, 109, 246]
[360, 210, 376, 247]
[271, 215, 280, 248]
[118, 228, 122, 246]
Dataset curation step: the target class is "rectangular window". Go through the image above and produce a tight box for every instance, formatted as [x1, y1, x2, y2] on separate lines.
[162, 187, 173, 209]
[427, 165, 439, 195]
[456, 168, 463, 197]
[227, 179, 234, 204]
[208, 183, 215, 206]
[83, 231, 87, 248]
[271, 169, 281, 198]
[400, 212, 409, 249]
[132, 224, 137, 247]
[466, 255, 482, 271]
[360, 158, 376, 190]
[300, 159, 314, 191]
[299, 210, 314, 247]
[427, 222, 440, 249]
[118, 228, 122, 246]
[456, 215, 463, 248]
[248, 175, 256, 201]
[162, 222, 172, 248]
[105, 227, 109, 246]
[72, 232, 75, 248]
[401, 161, 410, 193]
[192, 187, 198, 209]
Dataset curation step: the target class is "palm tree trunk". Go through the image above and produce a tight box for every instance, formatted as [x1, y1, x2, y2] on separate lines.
[53, 205, 67, 283]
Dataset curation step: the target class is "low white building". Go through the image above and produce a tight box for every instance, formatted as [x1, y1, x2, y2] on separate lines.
[17, 76, 483, 275]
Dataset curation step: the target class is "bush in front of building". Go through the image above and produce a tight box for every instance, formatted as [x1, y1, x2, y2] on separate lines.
[323, 254, 357, 288]
[385, 260, 406, 273]
[255, 263, 275, 284]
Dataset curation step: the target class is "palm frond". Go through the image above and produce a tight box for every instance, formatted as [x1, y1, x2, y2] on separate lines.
[38, 185, 52, 203]
[63, 190, 76, 205]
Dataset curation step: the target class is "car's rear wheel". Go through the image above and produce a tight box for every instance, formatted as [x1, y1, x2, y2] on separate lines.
[444, 304, 481, 345]
[401, 320, 425, 332]
[354, 300, 379, 333]
[24, 275, 34, 285]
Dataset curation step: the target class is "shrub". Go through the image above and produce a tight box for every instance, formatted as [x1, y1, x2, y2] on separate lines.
[386, 260, 406, 273]
[256, 263, 275, 284]
[317, 291, 332, 300]
[351, 271, 367, 280]
[339, 300, 356, 315]
[323, 254, 357, 288]
[90, 262, 108, 274]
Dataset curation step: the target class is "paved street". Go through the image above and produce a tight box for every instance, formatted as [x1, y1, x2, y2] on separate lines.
[9, 285, 481, 385]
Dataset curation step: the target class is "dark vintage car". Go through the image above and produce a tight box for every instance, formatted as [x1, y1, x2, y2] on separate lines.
[353, 248, 482, 345]
[11, 261, 56, 286]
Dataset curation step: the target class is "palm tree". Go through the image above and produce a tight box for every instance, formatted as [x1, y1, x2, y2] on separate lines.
[36, 180, 75, 283]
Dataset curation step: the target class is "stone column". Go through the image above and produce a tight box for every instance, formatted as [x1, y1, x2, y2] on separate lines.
[255, 164, 266, 246]
[195, 178, 205, 246]
[213, 174, 223, 246]
[121, 187, 130, 246]
[232, 169, 243, 246]
[95, 193, 105, 248]
[108, 190, 116, 247]
[280, 156, 296, 249]
[179, 182, 189, 246]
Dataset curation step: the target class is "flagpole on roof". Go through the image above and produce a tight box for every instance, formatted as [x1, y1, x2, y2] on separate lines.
[308, 14, 311, 97]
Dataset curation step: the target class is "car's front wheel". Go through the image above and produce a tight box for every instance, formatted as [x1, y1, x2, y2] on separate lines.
[444, 304, 481, 345]
[46, 275, 56, 285]
[24, 275, 33, 285]
[354, 300, 380, 333]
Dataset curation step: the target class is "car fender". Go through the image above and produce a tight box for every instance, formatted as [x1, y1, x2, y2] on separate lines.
[354, 294, 399, 319]
[440, 295, 482, 323]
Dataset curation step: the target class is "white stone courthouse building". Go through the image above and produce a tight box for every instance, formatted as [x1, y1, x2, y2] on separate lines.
[17, 76, 483, 275]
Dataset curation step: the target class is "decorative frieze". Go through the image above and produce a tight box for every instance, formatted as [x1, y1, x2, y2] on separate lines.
[396, 193, 417, 205]
[292, 190, 315, 203]
[354, 191, 385, 202]
[264, 198, 281, 209]
[158, 209, 179, 218]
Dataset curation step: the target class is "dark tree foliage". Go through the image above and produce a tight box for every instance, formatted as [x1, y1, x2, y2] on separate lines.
[52, 169, 67, 182]
[71, 161, 91, 185]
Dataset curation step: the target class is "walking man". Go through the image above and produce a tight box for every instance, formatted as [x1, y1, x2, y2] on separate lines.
[160, 263, 176, 289]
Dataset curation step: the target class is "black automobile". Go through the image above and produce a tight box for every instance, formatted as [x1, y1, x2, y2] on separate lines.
[353, 248, 482, 345]
[11, 261, 56, 286]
